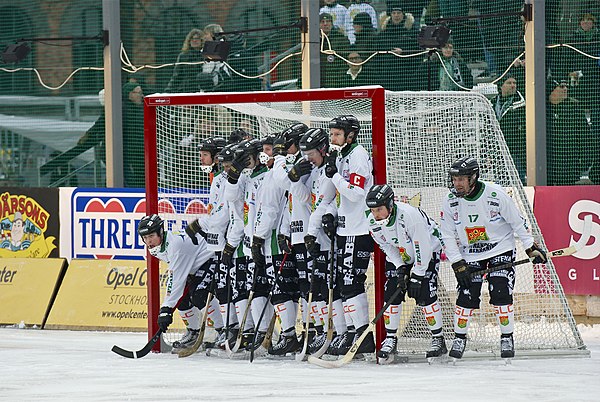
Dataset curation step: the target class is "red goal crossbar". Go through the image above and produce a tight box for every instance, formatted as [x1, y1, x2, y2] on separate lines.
[143, 86, 388, 352]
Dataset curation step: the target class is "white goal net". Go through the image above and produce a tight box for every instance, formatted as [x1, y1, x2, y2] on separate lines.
[146, 87, 587, 360]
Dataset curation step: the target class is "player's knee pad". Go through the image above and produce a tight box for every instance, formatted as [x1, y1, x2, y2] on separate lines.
[384, 277, 406, 304]
[191, 289, 209, 310]
[456, 281, 483, 309]
[488, 276, 513, 306]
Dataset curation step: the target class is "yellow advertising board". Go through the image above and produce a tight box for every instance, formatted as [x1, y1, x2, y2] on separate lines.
[0, 258, 66, 326]
[45, 259, 179, 331]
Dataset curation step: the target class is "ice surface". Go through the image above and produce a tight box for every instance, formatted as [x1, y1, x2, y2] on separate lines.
[1, 325, 599, 401]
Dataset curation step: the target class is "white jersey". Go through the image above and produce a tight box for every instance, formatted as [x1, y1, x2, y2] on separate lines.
[254, 167, 288, 256]
[225, 166, 268, 256]
[152, 231, 214, 309]
[330, 143, 373, 236]
[272, 154, 312, 245]
[440, 181, 535, 263]
[367, 202, 442, 276]
[307, 164, 336, 250]
[198, 170, 229, 252]
[224, 173, 248, 257]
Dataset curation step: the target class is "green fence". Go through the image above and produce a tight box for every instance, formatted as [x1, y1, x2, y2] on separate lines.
[0, 0, 598, 187]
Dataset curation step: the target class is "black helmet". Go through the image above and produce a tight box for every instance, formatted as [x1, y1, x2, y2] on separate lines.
[281, 123, 309, 148]
[236, 138, 262, 159]
[365, 184, 395, 210]
[137, 214, 164, 237]
[217, 143, 237, 163]
[228, 128, 248, 145]
[448, 157, 480, 197]
[449, 157, 479, 178]
[262, 134, 276, 146]
[299, 128, 329, 154]
[329, 115, 361, 139]
[198, 137, 227, 158]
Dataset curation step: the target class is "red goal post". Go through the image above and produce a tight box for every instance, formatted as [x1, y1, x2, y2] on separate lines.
[143, 86, 389, 351]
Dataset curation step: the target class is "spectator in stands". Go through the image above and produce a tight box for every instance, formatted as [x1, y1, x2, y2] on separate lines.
[77, 89, 106, 169]
[376, 4, 422, 91]
[434, 39, 473, 91]
[492, 75, 526, 183]
[338, 50, 375, 87]
[563, 13, 600, 133]
[122, 82, 145, 187]
[352, 12, 377, 54]
[546, 79, 599, 185]
[320, 12, 351, 88]
[165, 28, 205, 93]
[320, 0, 350, 35]
[347, 1, 379, 45]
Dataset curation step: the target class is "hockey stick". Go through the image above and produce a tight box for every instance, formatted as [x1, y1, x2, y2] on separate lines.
[308, 234, 337, 359]
[111, 288, 188, 359]
[295, 264, 318, 362]
[226, 260, 258, 356]
[249, 252, 288, 362]
[308, 283, 406, 368]
[111, 329, 163, 359]
[178, 266, 221, 358]
[472, 223, 592, 278]
[177, 290, 215, 357]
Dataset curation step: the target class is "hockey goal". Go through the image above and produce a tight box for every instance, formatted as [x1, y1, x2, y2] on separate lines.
[144, 86, 588, 360]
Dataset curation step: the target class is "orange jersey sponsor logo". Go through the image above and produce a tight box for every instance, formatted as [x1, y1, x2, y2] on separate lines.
[465, 226, 489, 244]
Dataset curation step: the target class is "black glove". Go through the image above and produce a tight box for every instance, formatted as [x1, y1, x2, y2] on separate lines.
[398, 265, 410, 293]
[277, 234, 292, 254]
[221, 243, 236, 267]
[251, 236, 266, 272]
[288, 159, 312, 182]
[322, 213, 337, 239]
[324, 152, 338, 179]
[407, 273, 424, 300]
[157, 306, 173, 332]
[185, 219, 207, 245]
[304, 234, 321, 259]
[526, 242, 547, 264]
[228, 152, 250, 184]
[273, 133, 288, 156]
[452, 259, 471, 288]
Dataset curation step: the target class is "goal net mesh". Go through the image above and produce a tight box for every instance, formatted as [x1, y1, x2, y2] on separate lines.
[150, 89, 586, 359]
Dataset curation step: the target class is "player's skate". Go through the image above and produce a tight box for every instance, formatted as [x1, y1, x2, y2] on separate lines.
[376, 336, 398, 365]
[500, 334, 514, 363]
[268, 333, 301, 356]
[308, 331, 330, 356]
[171, 328, 199, 353]
[216, 326, 238, 349]
[247, 331, 268, 352]
[426, 336, 448, 363]
[449, 336, 467, 362]
[329, 330, 353, 355]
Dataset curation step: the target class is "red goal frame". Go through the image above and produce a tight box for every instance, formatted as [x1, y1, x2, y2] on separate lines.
[144, 86, 388, 352]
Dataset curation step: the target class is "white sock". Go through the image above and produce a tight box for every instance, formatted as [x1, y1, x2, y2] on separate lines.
[346, 293, 369, 329]
[178, 307, 200, 330]
[235, 299, 254, 331]
[332, 299, 347, 334]
[384, 304, 401, 335]
[342, 300, 354, 329]
[315, 301, 326, 328]
[220, 303, 239, 327]
[454, 306, 474, 336]
[422, 301, 443, 335]
[251, 296, 273, 333]
[300, 298, 308, 324]
[494, 304, 515, 335]
[275, 300, 297, 334]
[207, 297, 223, 329]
